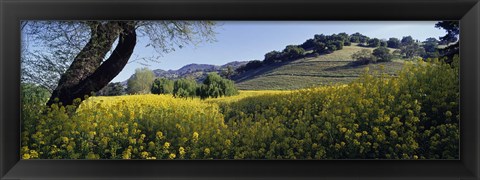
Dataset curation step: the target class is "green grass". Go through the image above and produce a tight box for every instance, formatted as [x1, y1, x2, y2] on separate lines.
[235, 44, 405, 90]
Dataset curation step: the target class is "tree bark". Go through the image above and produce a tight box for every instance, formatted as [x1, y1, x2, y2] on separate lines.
[47, 21, 137, 107]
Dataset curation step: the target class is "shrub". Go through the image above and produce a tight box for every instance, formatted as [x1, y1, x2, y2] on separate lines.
[401, 36, 415, 46]
[350, 32, 369, 44]
[198, 73, 238, 99]
[351, 49, 375, 65]
[401, 43, 425, 59]
[326, 44, 337, 53]
[173, 78, 197, 98]
[372, 47, 393, 62]
[282, 45, 305, 61]
[380, 41, 387, 47]
[387, 38, 401, 48]
[333, 40, 344, 50]
[368, 38, 381, 47]
[151, 78, 174, 95]
[263, 51, 283, 64]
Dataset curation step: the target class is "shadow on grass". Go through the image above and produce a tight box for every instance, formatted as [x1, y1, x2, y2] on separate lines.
[232, 60, 303, 83]
[232, 52, 335, 84]
[323, 61, 369, 71]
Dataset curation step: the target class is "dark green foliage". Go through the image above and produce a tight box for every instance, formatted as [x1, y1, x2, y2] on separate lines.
[326, 44, 337, 53]
[198, 73, 238, 99]
[368, 38, 381, 47]
[261, 33, 363, 67]
[151, 78, 174, 95]
[350, 32, 369, 44]
[314, 34, 327, 42]
[350, 35, 360, 43]
[401, 36, 415, 46]
[237, 60, 263, 73]
[173, 78, 198, 98]
[401, 43, 425, 58]
[380, 41, 387, 47]
[264, 51, 283, 64]
[333, 40, 344, 50]
[435, 21, 459, 63]
[300, 39, 316, 49]
[337, 32, 349, 42]
[435, 21, 459, 45]
[387, 38, 401, 48]
[422, 37, 440, 58]
[263, 45, 305, 64]
[200, 73, 223, 98]
[311, 33, 350, 53]
[351, 49, 375, 65]
[313, 42, 326, 54]
[282, 45, 305, 61]
[97, 82, 125, 96]
[372, 47, 393, 62]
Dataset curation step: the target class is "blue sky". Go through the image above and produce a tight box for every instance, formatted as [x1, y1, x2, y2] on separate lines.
[111, 21, 447, 82]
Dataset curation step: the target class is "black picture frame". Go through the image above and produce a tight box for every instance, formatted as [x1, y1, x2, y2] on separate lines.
[1, 0, 479, 179]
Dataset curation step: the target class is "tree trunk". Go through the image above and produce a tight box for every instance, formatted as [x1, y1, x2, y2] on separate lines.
[46, 21, 137, 107]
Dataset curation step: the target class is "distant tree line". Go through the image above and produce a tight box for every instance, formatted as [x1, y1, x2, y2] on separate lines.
[236, 32, 445, 75]
[152, 72, 239, 99]
[351, 35, 451, 65]
[98, 67, 238, 99]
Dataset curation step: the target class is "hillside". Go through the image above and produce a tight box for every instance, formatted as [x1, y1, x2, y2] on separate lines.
[121, 44, 405, 91]
[233, 44, 405, 90]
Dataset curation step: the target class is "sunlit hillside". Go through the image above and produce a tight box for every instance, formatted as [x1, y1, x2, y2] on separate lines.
[235, 44, 405, 90]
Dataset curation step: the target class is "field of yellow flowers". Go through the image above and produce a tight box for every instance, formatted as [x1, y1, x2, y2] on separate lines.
[21, 57, 459, 160]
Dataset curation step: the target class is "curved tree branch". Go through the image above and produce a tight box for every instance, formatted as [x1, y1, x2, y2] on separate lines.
[47, 22, 136, 106]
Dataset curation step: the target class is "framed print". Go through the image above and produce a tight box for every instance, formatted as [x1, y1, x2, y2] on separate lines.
[1, 0, 479, 179]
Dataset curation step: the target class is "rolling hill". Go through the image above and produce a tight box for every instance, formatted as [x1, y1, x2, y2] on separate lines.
[122, 44, 406, 91]
[232, 44, 405, 90]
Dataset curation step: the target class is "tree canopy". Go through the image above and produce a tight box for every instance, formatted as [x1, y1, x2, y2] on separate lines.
[435, 21, 459, 63]
[21, 21, 217, 106]
[198, 73, 238, 99]
[372, 47, 393, 62]
[151, 78, 174, 95]
[387, 38, 401, 48]
[127, 67, 156, 94]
